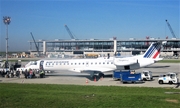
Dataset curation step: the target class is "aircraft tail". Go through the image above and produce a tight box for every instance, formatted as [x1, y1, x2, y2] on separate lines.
[143, 42, 162, 59]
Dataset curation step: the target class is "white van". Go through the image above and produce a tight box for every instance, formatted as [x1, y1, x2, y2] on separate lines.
[158, 72, 178, 84]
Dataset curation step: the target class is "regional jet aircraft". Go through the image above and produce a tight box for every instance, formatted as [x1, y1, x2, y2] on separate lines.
[18, 41, 164, 78]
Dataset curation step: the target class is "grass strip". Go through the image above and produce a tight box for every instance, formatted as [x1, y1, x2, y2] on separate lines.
[157, 59, 180, 63]
[0, 83, 180, 108]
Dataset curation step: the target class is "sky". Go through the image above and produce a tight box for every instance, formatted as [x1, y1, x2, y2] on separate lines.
[0, 0, 179, 51]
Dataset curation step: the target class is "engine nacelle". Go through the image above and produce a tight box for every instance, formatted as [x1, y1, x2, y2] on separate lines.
[114, 58, 138, 66]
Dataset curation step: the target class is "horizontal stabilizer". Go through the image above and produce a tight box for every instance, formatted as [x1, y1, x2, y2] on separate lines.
[154, 58, 163, 62]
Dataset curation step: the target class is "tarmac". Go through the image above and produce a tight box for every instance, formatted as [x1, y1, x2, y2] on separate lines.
[0, 63, 180, 89]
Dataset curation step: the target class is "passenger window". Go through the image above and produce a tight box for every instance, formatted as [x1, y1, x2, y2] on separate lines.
[71, 63, 73, 65]
[79, 63, 81, 65]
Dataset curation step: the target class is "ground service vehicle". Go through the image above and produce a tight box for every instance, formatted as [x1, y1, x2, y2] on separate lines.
[158, 72, 178, 84]
[113, 70, 143, 83]
[121, 73, 143, 83]
[141, 70, 153, 81]
[0, 68, 9, 72]
[113, 70, 131, 80]
[113, 70, 153, 81]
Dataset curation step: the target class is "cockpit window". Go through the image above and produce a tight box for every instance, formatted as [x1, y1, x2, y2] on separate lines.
[30, 61, 37, 65]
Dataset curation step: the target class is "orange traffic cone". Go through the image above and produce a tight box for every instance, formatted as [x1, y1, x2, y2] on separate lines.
[94, 77, 96, 82]
[86, 79, 88, 83]
[100, 76, 103, 81]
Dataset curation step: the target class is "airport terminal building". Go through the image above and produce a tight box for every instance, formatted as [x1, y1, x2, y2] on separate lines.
[28, 37, 180, 58]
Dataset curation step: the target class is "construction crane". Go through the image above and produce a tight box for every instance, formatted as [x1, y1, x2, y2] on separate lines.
[30, 32, 40, 56]
[165, 20, 177, 38]
[64, 25, 75, 39]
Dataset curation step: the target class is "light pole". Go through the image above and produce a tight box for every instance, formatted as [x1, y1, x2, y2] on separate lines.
[3, 16, 11, 68]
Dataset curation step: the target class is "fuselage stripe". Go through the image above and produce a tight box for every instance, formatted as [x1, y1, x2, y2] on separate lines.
[153, 48, 161, 59]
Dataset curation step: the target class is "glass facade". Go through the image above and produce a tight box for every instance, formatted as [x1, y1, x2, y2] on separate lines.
[29, 39, 180, 52]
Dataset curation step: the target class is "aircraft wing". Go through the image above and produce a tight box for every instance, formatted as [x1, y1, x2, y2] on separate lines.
[68, 67, 114, 73]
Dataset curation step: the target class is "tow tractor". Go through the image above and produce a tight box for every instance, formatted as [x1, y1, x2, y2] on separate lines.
[158, 72, 178, 84]
[141, 70, 153, 81]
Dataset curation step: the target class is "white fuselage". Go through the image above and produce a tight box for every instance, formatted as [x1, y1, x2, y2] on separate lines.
[43, 58, 115, 72]
[17, 56, 156, 75]
[40, 56, 155, 73]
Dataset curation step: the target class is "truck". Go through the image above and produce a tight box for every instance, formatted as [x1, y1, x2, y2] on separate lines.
[141, 70, 153, 81]
[158, 72, 178, 84]
[121, 73, 143, 83]
[113, 70, 153, 81]
[0, 68, 10, 72]
[113, 70, 131, 80]
[113, 70, 144, 83]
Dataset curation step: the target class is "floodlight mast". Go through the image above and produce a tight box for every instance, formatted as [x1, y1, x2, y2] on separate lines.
[3, 16, 11, 68]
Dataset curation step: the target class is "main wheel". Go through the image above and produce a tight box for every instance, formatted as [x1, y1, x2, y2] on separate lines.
[169, 81, 173, 84]
[158, 80, 163, 84]
[143, 78, 147, 81]
[98, 73, 104, 78]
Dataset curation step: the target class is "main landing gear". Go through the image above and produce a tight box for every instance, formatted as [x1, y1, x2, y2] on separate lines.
[92, 73, 104, 81]
[98, 73, 104, 78]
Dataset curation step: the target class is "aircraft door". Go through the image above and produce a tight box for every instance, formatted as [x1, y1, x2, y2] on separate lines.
[40, 60, 44, 70]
